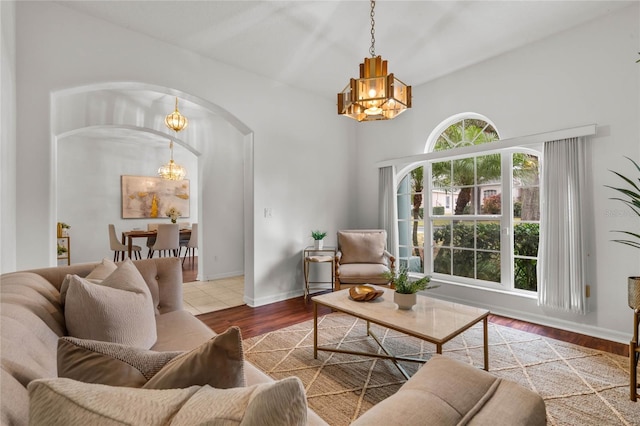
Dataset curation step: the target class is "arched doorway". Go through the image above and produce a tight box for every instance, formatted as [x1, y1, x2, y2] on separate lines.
[51, 83, 255, 301]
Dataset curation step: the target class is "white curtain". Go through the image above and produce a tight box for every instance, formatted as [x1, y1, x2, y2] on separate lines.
[378, 166, 399, 258]
[538, 137, 587, 314]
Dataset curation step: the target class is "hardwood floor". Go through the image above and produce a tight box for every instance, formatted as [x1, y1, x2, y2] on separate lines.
[184, 258, 629, 357]
[182, 257, 198, 282]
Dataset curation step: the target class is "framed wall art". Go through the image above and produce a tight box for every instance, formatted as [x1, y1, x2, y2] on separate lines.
[121, 176, 190, 219]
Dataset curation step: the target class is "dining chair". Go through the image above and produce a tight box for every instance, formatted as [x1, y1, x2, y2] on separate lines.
[146, 223, 159, 256]
[181, 223, 198, 264]
[178, 222, 191, 247]
[148, 223, 180, 258]
[108, 224, 142, 261]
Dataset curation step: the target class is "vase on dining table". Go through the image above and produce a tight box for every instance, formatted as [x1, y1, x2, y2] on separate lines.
[171, 219, 177, 224]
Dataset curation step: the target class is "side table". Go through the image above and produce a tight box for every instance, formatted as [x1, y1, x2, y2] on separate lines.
[303, 246, 336, 301]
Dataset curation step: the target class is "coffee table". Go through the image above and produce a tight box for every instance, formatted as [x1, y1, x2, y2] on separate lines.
[312, 286, 489, 379]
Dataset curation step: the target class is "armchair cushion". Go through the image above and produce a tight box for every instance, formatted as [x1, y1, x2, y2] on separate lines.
[336, 264, 391, 285]
[338, 230, 387, 265]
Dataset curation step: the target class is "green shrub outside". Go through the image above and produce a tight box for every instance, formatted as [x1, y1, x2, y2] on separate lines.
[432, 221, 539, 290]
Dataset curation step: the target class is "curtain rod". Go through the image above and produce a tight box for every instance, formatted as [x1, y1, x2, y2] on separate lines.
[376, 124, 597, 168]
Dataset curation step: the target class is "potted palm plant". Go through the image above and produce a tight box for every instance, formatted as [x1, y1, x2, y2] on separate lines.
[606, 156, 640, 310]
[383, 267, 439, 310]
[311, 230, 327, 250]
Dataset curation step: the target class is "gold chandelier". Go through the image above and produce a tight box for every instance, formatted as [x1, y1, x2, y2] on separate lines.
[165, 97, 189, 132]
[158, 140, 186, 181]
[159, 97, 187, 180]
[337, 0, 411, 122]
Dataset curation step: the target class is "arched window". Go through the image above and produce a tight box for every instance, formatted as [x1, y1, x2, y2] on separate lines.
[396, 114, 541, 293]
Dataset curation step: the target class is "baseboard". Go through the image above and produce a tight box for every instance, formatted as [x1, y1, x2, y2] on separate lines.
[433, 293, 630, 345]
[244, 289, 305, 308]
[198, 270, 244, 281]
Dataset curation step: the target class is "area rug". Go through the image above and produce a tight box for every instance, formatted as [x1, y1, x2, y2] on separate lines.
[243, 313, 640, 426]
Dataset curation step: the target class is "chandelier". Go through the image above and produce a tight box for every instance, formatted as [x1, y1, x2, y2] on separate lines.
[158, 140, 186, 181]
[337, 0, 411, 122]
[159, 97, 187, 180]
[165, 97, 189, 132]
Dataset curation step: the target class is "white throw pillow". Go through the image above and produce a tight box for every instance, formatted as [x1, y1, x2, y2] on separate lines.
[64, 259, 157, 349]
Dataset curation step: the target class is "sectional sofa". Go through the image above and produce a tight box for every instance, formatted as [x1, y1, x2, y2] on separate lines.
[1, 257, 546, 425]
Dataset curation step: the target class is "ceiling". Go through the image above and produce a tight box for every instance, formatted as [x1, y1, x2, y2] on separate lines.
[56, 1, 632, 100]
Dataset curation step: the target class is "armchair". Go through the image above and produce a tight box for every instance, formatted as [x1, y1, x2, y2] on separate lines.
[335, 229, 395, 291]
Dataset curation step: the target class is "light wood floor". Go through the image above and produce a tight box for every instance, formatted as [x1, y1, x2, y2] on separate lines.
[182, 258, 629, 357]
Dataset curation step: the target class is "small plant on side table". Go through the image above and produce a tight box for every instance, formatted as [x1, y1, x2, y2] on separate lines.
[311, 230, 327, 249]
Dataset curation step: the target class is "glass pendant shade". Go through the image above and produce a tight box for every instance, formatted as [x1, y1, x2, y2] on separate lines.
[165, 98, 188, 132]
[158, 140, 186, 181]
[158, 159, 186, 181]
[338, 55, 411, 122]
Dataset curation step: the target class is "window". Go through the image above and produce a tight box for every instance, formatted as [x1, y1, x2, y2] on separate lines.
[396, 115, 541, 293]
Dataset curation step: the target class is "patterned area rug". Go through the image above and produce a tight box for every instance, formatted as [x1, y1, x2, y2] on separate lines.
[243, 313, 640, 426]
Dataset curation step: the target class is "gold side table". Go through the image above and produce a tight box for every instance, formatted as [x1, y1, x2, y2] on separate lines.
[303, 246, 336, 301]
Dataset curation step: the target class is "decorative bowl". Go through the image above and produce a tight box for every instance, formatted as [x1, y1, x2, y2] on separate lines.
[349, 285, 384, 302]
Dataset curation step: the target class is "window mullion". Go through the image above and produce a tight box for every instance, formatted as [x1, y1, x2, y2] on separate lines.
[425, 162, 433, 275]
[501, 153, 513, 288]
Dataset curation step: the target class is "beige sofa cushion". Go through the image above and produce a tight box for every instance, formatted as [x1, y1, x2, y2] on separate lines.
[28, 377, 308, 426]
[58, 326, 245, 389]
[338, 230, 386, 264]
[63, 259, 157, 349]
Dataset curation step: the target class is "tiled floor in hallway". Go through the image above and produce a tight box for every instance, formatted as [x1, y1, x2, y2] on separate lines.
[183, 276, 245, 315]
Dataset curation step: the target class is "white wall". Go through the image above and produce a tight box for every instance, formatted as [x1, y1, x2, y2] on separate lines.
[354, 4, 640, 343]
[12, 2, 353, 306]
[0, 0, 16, 274]
[10, 1, 636, 343]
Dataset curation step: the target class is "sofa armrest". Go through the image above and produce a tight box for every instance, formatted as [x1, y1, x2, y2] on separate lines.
[351, 355, 546, 426]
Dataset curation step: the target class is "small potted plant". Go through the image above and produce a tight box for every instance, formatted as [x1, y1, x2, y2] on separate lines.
[383, 267, 439, 310]
[311, 230, 327, 250]
[606, 156, 640, 310]
[57, 244, 68, 256]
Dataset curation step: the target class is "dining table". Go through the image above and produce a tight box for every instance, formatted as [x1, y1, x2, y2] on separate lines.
[121, 228, 191, 258]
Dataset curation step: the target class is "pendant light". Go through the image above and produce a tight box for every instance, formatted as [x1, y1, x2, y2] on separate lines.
[337, 0, 411, 122]
[159, 97, 188, 180]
